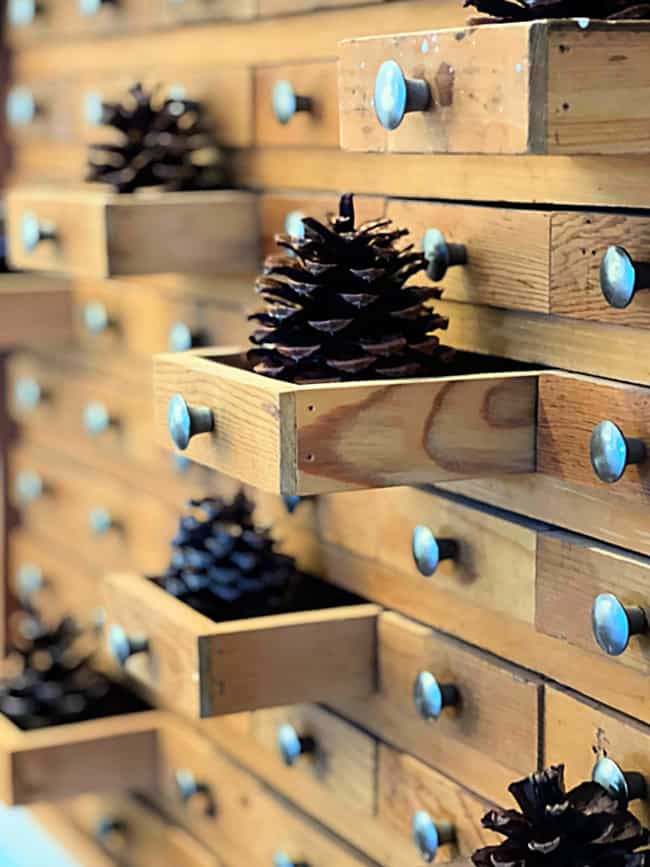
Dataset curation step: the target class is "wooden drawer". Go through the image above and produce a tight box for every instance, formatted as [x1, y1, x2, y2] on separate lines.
[0, 709, 163, 805]
[537, 374, 650, 504]
[159, 0, 256, 25]
[154, 347, 540, 495]
[378, 747, 498, 862]
[333, 612, 541, 806]
[7, 0, 158, 43]
[100, 571, 379, 717]
[340, 20, 650, 155]
[250, 704, 376, 816]
[545, 686, 650, 826]
[153, 719, 378, 867]
[31, 804, 115, 867]
[78, 67, 254, 149]
[255, 62, 339, 148]
[536, 532, 650, 675]
[7, 186, 259, 278]
[64, 793, 217, 867]
[6, 80, 75, 143]
[0, 274, 72, 348]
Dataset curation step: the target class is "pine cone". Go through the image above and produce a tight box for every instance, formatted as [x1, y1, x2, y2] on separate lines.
[86, 82, 227, 194]
[472, 765, 650, 867]
[247, 193, 454, 384]
[1, 610, 146, 731]
[463, 0, 650, 24]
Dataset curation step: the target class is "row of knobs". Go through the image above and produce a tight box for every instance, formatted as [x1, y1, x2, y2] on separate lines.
[9, 0, 116, 26]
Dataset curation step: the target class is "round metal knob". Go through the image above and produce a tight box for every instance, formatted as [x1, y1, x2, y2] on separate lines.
[592, 756, 647, 807]
[422, 229, 467, 282]
[168, 322, 196, 352]
[412, 811, 455, 863]
[89, 506, 114, 535]
[83, 301, 112, 335]
[413, 671, 459, 721]
[175, 769, 215, 815]
[84, 91, 105, 126]
[374, 60, 431, 131]
[590, 420, 646, 484]
[600, 246, 650, 310]
[21, 212, 56, 253]
[412, 526, 458, 577]
[277, 723, 316, 767]
[108, 624, 148, 667]
[9, 0, 38, 28]
[272, 81, 312, 125]
[273, 852, 308, 867]
[168, 394, 214, 451]
[592, 593, 647, 657]
[285, 210, 306, 241]
[79, 0, 115, 14]
[16, 563, 45, 602]
[15, 470, 44, 504]
[83, 401, 112, 436]
[14, 377, 43, 410]
[7, 86, 37, 128]
[95, 816, 127, 844]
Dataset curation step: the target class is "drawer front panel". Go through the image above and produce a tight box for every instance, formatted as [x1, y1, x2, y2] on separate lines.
[159, 0, 256, 24]
[255, 62, 339, 148]
[334, 612, 540, 806]
[537, 374, 650, 503]
[7, 80, 76, 143]
[250, 704, 376, 816]
[545, 686, 650, 826]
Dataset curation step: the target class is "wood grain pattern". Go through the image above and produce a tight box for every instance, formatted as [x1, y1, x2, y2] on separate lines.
[250, 704, 377, 815]
[378, 747, 499, 859]
[332, 612, 541, 806]
[339, 23, 535, 154]
[255, 62, 339, 147]
[544, 687, 650, 827]
[318, 487, 539, 623]
[0, 711, 163, 805]
[537, 374, 650, 504]
[536, 533, 650, 675]
[0, 274, 73, 347]
[387, 199, 552, 313]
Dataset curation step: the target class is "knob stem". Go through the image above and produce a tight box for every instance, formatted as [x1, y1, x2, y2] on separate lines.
[433, 820, 455, 846]
[625, 436, 646, 467]
[627, 605, 649, 638]
[404, 77, 431, 115]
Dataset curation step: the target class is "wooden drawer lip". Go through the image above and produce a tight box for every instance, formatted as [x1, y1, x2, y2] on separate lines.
[6, 186, 259, 278]
[154, 347, 540, 495]
[0, 709, 164, 805]
[102, 571, 381, 718]
[340, 20, 650, 156]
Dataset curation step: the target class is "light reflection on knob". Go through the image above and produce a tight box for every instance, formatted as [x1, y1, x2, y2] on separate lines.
[592, 593, 648, 656]
[374, 60, 431, 131]
[600, 246, 650, 310]
[592, 756, 647, 807]
[590, 420, 646, 484]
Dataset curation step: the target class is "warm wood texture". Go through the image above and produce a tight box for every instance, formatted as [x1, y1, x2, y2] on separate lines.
[30, 804, 116, 867]
[159, 0, 257, 25]
[544, 687, 650, 826]
[536, 533, 650, 675]
[6, 187, 259, 277]
[8, 0, 162, 43]
[7, 79, 76, 143]
[255, 62, 339, 147]
[341, 21, 650, 155]
[154, 348, 539, 495]
[0, 274, 73, 347]
[0, 710, 163, 805]
[537, 374, 650, 503]
[378, 747, 499, 859]
[102, 572, 379, 717]
[332, 612, 541, 806]
[387, 199, 552, 313]
[318, 487, 540, 623]
[250, 704, 377, 815]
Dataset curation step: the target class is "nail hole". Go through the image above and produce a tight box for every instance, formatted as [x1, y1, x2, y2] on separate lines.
[308, 404, 315, 412]
[559, 44, 570, 53]
[305, 453, 315, 462]
[581, 248, 587, 255]
[592, 250, 597, 256]
[562, 102, 570, 111]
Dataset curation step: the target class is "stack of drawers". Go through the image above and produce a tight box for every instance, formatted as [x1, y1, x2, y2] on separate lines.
[4, 3, 650, 866]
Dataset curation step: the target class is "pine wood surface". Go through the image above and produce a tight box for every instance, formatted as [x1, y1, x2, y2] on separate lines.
[0, 709, 163, 805]
[0, 274, 73, 348]
[30, 804, 116, 867]
[7, 78, 77, 145]
[101, 571, 380, 717]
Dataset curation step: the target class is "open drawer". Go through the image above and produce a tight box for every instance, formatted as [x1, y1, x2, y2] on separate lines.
[0, 274, 72, 347]
[0, 709, 164, 805]
[101, 572, 379, 718]
[6, 186, 259, 278]
[154, 347, 540, 495]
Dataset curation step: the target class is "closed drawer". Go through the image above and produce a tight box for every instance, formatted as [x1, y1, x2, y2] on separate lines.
[378, 746, 498, 863]
[64, 793, 217, 867]
[0, 274, 72, 348]
[544, 686, 650, 826]
[30, 804, 115, 867]
[537, 374, 650, 504]
[6, 80, 75, 143]
[340, 20, 650, 155]
[255, 62, 339, 148]
[7, 0, 158, 42]
[333, 612, 541, 806]
[0, 709, 163, 805]
[7, 186, 259, 277]
[250, 704, 376, 816]
[101, 571, 379, 718]
[154, 347, 540, 495]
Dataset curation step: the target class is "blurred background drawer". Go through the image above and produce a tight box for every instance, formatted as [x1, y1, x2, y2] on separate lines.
[159, 0, 257, 25]
[6, 80, 76, 144]
[7, 0, 160, 44]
